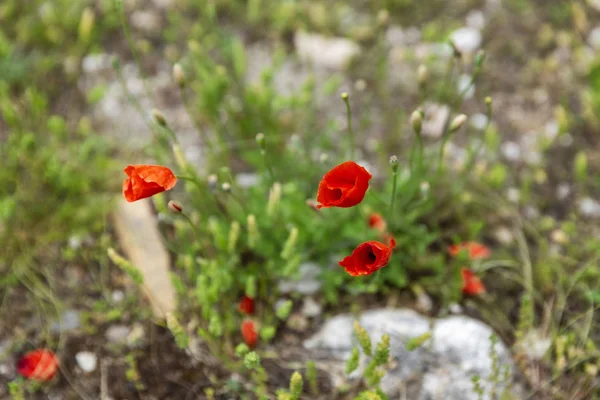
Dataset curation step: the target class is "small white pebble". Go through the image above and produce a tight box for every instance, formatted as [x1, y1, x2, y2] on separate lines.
[556, 183, 570, 200]
[111, 290, 125, 303]
[579, 198, 600, 218]
[507, 188, 520, 203]
[501, 141, 521, 162]
[75, 351, 98, 373]
[469, 113, 488, 130]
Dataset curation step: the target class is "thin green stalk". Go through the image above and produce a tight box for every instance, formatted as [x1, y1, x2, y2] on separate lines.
[341, 92, 355, 160]
[389, 156, 399, 214]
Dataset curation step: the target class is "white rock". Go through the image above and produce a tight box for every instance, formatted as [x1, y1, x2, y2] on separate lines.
[556, 183, 571, 200]
[82, 53, 112, 75]
[422, 103, 450, 138]
[466, 10, 486, 30]
[51, 310, 81, 333]
[112, 290, 125, 303]
[294, 31, 360, 70]
[450, 27, 482, 54]
[588, 27, 600, 50]
[494, 227, 513, 245]
[506, 188, 520, 204]
[470, 113, 488, 130]
[278, 262, 322, 295]
[304, 309, 517, 399]
[457, 74, 475, 99]
[301, 297, 323, 318]
[75, 351, 98, 373]
[579, 197, 600, 218]
[105, 325, 131, 343]
[501, 141, 521, 162]
[515, 330, 552, 361]
[130, 10, 161, 33]
[386, 26, 421, 46]
[236, 173, 260, 189]
[590, 0, 600, 12]
[152, 0, 173, 8]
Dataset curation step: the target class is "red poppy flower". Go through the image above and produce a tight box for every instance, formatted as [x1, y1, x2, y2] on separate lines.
[461, 268, 486, 296]
[339, 236, 396, 276]
[239, 296, 255, 315]
[316, 161, 372, 209]
[368, 213, 387, 233]
[241, 320, 258, 348]
[17, 349, 59, 381]
[122, 165, 178, 203]
[448, 242, 491, 260]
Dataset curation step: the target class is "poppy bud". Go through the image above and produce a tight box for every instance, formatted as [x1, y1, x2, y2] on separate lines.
[276, 300, 293, 320]
[245, 276, 257, 299]
[449, 114, 468, 133]
[340, 92, 349, 101]
[241, 320, 258, 349]
[152, 108, 167, 127]
[79, 7, 95, 43]
[255, 132, 265, 151]
[319, 153, 329, 163]
[207, 174, 218, 191]
[167, 200, 182, 213]
[410, 109, 423, 135]
[280, 226, 298, 260]
[377, 9, 389, 26]
[246, 214, 258, 249]
[417, 65, 428, 87]
[221, 182, 231, 193]
[173, 63, 185, 88]
[227, 221, 240, 253]
[389, 155, 399, 172]
[172, 144, 187, 170]
[450, 40, 462, 58]
[267, 182, 282, 218]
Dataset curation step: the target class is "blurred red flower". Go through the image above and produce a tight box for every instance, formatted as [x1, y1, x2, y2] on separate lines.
[316, 161, 372, 209]
[122, 165, 177, 203]
[241, 320, 258, 348]
[448, 242, 491, 260]
[368, 213, 387, 233]
[17, 349, 59, 381]
[239, 296, 255, 315]
[339, 236, 396, 276]
[461, 268, 486, 296]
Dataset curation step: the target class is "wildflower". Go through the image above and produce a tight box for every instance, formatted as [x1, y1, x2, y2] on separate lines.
[448, 242, 491, 260]
[461, 267, 486, 296]
[316, 161, 372, 209]
[339, 236, 396, 276]
[241, 320, 258, 348]
[239, 295, 255, 315]
[368, 213, 387, 233]
[17, 349, 59, 381]
[122, 165, 177, 202]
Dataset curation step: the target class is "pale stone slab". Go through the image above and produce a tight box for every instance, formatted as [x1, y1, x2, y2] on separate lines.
[112, 198, 175, 319]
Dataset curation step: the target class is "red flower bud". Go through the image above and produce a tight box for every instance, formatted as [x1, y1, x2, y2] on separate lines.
[239, 296, 255, 315]
[241, 320, 258, 348]
[461, 268, 486, 296]
[17, 349, 59, 381]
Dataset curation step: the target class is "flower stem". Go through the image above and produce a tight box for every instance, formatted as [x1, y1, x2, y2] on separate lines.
[389, 156, 399, 214]
[341, 93, 355, 160]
